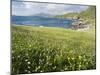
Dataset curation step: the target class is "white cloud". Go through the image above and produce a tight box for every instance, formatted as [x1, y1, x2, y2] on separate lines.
[22, 2, 38, 9]
[23, 2, 33, 8]
[44, 4, 72, 15]
[12, 1, 89, 16]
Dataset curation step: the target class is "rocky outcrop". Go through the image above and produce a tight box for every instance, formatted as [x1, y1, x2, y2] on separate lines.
[71, 19, 89, 30]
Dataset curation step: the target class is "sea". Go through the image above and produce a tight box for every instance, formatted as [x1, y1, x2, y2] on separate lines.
[12, 16, 74, 28]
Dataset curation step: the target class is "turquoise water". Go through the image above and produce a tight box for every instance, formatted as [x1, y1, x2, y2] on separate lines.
[12, 16, 74, 28]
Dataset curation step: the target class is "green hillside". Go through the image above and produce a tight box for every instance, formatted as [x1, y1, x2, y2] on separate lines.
[79, 6, 96, 26]
[79, 6, 96, 19]
[12, 25, 96, 74]
[55, 12, 79, 19]
[55, 6, 96, 26]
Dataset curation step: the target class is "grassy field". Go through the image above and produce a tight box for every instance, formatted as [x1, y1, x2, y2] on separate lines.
[12, 25, 96, 74]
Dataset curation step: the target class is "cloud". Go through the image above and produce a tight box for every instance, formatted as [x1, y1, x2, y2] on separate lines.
[22, 2, 33, 8]
[44, 4, 74, 15]
[12, 1, 89, 16]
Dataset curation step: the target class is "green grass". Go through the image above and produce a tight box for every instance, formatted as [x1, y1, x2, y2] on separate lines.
[12, 25, 96, 74]
[55, 6, 96, 27]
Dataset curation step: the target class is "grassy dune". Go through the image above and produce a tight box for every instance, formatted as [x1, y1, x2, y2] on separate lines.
[12, 25, 96, 74]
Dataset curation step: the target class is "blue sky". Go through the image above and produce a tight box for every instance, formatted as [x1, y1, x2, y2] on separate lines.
[12, 1, 89, 16]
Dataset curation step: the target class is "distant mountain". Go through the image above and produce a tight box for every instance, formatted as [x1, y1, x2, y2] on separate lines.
[55, 12, 79, 19]
[12, 13, 53, 18]
[32, 13, 53, 17]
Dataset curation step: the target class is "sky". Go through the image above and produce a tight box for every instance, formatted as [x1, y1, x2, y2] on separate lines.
[12, 1, 89, 16]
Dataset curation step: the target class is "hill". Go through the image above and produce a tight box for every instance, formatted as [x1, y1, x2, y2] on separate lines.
[79, 6, 96, 26]
[55, 12, 79, 19]
[55, 6, 96, 26]
[79, 6, 96, 19]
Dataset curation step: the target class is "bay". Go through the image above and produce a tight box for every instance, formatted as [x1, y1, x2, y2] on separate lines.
[12, 16, 74, 28]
